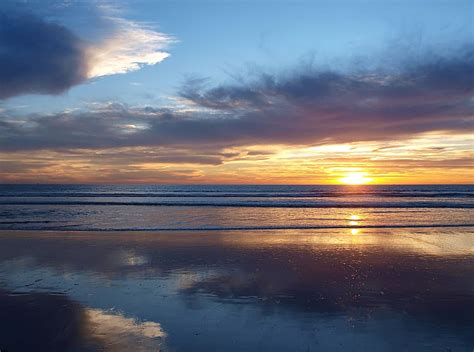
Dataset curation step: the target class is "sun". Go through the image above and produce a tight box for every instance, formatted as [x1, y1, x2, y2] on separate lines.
[339, 172, 373, 185]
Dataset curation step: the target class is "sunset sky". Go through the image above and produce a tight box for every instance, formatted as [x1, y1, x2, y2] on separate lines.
[0, 0, 472, 184]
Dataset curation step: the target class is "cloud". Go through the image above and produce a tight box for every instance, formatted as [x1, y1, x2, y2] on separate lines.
[0, 46, 472, 151]
[0, 3, 173, 99]
[1, 137, 472, 183]
[86, 15, 172, 78]
[0, 12, 88, 99]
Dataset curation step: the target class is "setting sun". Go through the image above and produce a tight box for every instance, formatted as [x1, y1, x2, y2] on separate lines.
[340, 172, 373, 185]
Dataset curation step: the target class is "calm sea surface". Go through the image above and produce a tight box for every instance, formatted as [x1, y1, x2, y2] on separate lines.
[0, 184, 473, 231]
[0, 184, 472, 351]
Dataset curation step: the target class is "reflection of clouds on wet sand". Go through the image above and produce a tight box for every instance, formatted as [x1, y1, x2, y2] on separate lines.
[86, 308, 166, 352]
[0, 229, 473, 350]
[0, 289, 166, 352]
[113, 249, 149, 267]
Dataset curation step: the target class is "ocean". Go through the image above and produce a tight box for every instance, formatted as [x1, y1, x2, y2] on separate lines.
[0, 184, 473, 231]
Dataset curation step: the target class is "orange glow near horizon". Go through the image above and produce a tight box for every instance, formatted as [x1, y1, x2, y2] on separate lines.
[1, 134, 473, 184]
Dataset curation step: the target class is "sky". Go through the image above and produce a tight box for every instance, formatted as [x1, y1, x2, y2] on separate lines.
[0, 0, 472, 184]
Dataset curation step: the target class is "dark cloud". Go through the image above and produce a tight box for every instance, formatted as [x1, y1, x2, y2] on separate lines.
[0, 47, 472, 151]
[0, 12, 89, 99]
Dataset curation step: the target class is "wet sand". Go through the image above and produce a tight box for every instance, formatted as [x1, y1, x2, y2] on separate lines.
[0, 228, 472, 351]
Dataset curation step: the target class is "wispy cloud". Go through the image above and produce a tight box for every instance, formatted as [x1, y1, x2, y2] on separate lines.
[86, 8, 174, 78]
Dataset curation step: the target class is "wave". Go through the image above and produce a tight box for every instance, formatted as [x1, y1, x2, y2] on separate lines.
[1, 223, 473, 232]
[0, 192, 473, 198]
[0, 220, 54, 224]
[0, 200, 472, 208]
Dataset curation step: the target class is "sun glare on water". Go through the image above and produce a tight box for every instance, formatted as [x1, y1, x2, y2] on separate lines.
[339, 172, 373, 185]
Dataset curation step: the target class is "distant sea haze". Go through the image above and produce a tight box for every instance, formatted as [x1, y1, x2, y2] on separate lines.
[0, 184, 472, 231]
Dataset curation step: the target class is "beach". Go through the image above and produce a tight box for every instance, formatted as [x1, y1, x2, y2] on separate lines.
[0, 228, 473, 351]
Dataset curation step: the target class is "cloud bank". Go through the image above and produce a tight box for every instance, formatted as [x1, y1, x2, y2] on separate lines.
[0, 46, 472, 151]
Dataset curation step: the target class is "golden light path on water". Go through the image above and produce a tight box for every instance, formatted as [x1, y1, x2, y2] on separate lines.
[349, 213, 362, 235]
